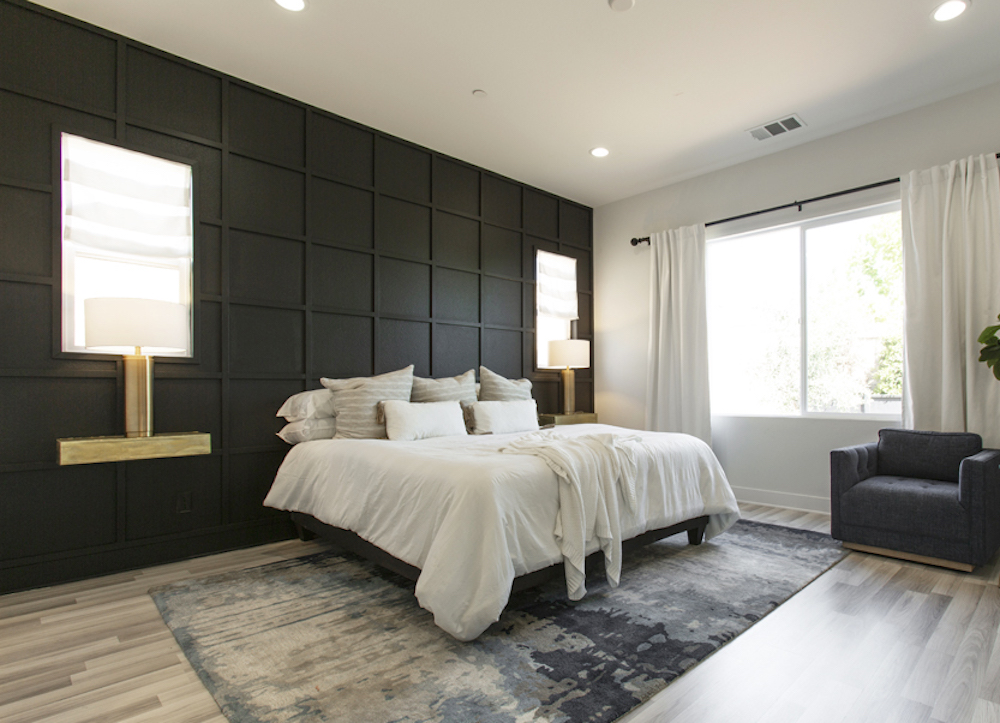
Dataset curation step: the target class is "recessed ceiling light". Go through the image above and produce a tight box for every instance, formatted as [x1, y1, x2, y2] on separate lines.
[932, 0, 968, 21]
[608, 0, 635, 10]
[275, 0, 306, 11]
[472, 89, 487, 98]
[590, 147, 610, 158]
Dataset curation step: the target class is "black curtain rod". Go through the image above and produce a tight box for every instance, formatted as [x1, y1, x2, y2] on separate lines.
[629, 152, 1000, 246]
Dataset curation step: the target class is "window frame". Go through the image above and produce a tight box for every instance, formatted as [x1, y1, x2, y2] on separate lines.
[706, 199, 903, 421]
[54, 129, 200, 363]
[534, 249, 578, 370]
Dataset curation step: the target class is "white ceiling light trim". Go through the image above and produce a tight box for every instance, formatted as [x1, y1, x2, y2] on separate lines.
[274, 0, 305, 11]
[932, 0, 968, 21]
[591, 147, 610, 157]
[608, 0, 635, 11]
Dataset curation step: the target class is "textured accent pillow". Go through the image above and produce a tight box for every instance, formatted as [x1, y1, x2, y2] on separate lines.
[467, 399, 539, 435]
[321, 366, 415, 439]
[381, 400, 468, 441]
[276, 417, 337, 444]
[478, 366, 532, 401]
[411, 369, 477, 405]
[276, 388, 336, 422]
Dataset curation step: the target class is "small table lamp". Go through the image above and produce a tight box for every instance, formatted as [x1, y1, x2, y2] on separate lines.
[549, 339, 590, 414]
[85, 298, 189, 438]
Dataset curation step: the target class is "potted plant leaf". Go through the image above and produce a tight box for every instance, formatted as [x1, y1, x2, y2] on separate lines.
[978, 314, 1000, 380]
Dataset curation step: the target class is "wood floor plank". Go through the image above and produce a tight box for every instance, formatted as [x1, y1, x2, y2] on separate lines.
[931, 585, 1000, 722]
[904, 646, 957, 708]
[972, 699, 1000, 723]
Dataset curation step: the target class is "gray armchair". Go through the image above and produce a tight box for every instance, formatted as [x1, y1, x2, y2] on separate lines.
[830, 429, 1000, 570]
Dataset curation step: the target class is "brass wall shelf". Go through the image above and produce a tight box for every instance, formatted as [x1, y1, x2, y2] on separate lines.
[538, 412, 598, 426]
[57, 432, 211, 466]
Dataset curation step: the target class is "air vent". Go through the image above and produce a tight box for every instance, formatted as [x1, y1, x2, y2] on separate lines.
[747, 114, 806, 141]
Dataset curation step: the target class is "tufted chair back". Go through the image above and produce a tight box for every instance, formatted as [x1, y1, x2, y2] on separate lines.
[876, 429, 983, 483]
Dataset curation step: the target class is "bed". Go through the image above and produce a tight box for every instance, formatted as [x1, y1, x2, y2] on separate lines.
[264, 422, 740, 641]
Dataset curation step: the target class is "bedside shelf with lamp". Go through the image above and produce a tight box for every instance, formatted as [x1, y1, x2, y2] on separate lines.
[542, 338, 595, 426]
[57, 298, 211, 466]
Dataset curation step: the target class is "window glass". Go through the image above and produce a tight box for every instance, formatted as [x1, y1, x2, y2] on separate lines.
[535, 250, 577, 368]
[706, 202, 902, 417]
[707, 227, 800, 415]
[61, 133, 193, 356]
[806, 212, 903, 413]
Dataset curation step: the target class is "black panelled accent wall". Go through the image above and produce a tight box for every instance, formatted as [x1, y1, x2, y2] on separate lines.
[0, 0, 593, 591]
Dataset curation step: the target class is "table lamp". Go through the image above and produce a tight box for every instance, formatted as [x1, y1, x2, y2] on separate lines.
[549, 339, 590, 414]
[85, 297, 189, 438]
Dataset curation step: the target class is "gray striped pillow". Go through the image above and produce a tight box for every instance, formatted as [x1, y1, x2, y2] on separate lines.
[411, 369, 477, 404]
[321, 365, 414, 439]
[478, 366, 532, 401]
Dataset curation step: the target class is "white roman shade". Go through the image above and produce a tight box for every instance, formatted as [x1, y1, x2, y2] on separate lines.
[536, 250, 578, 320]
[62, 134, 193, 259]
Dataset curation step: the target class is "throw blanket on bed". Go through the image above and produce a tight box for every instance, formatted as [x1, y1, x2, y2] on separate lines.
[502, 431, 644, 599]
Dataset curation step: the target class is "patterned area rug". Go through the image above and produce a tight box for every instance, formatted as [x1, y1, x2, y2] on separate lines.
[150, 520, 845, 723]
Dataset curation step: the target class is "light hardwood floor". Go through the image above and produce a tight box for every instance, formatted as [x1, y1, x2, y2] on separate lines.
[1, 503, 998, 723]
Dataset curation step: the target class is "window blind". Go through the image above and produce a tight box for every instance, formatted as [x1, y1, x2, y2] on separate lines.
[535, 250, 578, 320]
[62, 134, 193, 259]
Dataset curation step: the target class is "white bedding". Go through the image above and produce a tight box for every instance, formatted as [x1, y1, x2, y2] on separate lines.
[263, 423, 740, 641]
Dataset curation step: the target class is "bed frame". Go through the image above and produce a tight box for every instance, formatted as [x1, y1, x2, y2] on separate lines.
[290, 511, 710, 594]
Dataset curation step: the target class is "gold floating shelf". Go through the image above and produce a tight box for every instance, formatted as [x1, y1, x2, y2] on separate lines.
[57, 432, 211, 466]
[538, 412, 598, 426]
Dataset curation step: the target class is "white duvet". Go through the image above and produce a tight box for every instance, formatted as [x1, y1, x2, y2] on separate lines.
[263, 423, 740, 641]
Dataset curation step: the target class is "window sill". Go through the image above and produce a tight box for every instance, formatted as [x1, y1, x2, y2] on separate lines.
[711, 413, 902, 423]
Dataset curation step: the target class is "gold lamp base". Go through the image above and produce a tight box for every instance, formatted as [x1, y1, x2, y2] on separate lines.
[560, 367, 576, 415]
[123, 353, 154, 437]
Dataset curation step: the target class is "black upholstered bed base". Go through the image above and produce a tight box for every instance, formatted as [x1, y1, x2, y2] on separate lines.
[290, 511, 710, 595]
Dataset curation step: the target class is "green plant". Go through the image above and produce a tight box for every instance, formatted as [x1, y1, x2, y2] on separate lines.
[978, 314, 1000, 380]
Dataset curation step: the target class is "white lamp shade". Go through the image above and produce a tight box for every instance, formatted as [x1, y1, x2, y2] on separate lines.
[549, 339, 590, 369]
[85, 298, 189, 353]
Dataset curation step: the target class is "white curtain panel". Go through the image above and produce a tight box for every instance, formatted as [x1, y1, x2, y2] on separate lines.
[901, 154, 1000, 447]
[645, 224, 712, 444]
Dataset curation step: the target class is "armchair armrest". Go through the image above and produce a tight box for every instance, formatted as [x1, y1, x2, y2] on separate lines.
[958, 448, 1000, 509]
[831, 442, 878, 495]
[830, 442, 878, 540]
[959, 448, 1000, 566]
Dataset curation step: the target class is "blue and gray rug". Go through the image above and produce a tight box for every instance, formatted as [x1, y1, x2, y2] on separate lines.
[150, 520, 845, 722]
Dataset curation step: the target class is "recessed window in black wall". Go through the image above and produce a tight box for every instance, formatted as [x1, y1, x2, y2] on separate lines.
[60, 133, 195, 357]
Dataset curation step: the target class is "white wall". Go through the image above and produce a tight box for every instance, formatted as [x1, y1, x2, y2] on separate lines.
[593, 80, 1000, 512]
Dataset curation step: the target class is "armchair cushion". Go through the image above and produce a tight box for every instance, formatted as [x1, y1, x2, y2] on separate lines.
[839, 476, 967, 542]
[876, 429, 982, 483]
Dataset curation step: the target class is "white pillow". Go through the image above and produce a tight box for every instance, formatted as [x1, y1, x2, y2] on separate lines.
[276, 417, 337, 444]
[381, 400, 468, 441]
[478, 366, 532, 401]
[276, 388, 335, 421]
[411, 369, 477, 405]
[467, 400, 539, 435]
[321, 366, 414, 439]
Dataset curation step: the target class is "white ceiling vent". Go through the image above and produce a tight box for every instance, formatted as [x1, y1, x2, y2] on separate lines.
[748, 114, 806, 141]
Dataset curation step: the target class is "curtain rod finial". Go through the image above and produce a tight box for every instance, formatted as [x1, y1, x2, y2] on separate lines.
[631, 237, 650, 246]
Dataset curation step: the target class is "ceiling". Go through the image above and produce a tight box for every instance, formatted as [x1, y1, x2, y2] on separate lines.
[33, 0, 1000, 208]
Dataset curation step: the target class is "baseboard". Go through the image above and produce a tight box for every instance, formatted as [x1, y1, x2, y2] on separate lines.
[0, 518, 297, 594]
[731, 485, 830, 514]
[841, 542, 975, 572]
